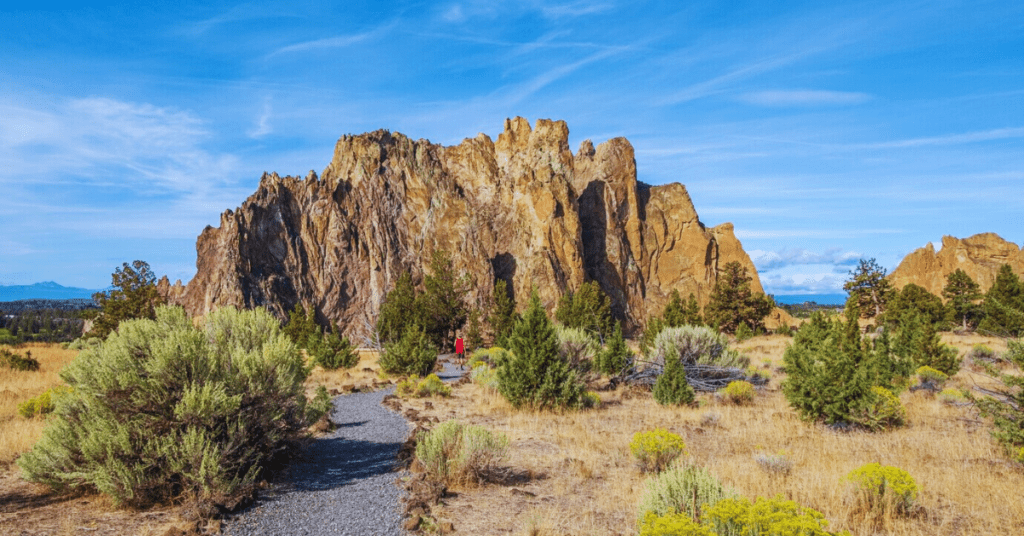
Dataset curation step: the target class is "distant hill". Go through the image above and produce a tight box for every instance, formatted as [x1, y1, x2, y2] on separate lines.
[0, 282, 104, 302]
[773, 294, 847, 306]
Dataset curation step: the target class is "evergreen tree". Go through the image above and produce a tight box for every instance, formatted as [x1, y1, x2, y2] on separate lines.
[377, 272, 421, 344]
[488, 279, 518, 348]
[943, 269, 983, 330]
[465, 309, 484, 353]
[782, 311, 877, 425]
[497, 290, 584, 410]
[662, 290, 703, 328]
[283, 302, 319, 347]
[379, 325, 438, 376]
[86, 260, 165, 339]
[974, 339, 1024, 464]
[843, 258, 894, 321]
[978, 265, 1024, 337]
[652, 349, 695, 406]
[704, 262, 773, 334]
[595, 321, 632, 376]
[893, 310, 961, 376]
[308, 325, 359, 370]
[555, 280, 613, 340]
[421, 249, 470, 350]
[885, 283, 946, 330]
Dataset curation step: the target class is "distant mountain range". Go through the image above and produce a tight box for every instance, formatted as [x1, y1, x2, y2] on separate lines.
[772, 293, 847, 306]
[0, 282, 105, 302]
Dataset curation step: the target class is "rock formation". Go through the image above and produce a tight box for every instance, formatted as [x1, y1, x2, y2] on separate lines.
[162, 118, 762, 336]
[889, 233, 1024, 295]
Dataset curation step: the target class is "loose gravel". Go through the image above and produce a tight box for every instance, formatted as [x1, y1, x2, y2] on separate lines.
[223, 356, 466, 536]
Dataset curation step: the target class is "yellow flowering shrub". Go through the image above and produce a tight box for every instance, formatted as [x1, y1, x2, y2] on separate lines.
[722, 381, 755, 405]
[857, 386, 906, 431]
[631, 429, 687, 473]
[707, 495, 851, 536]
[638, 512, 713, 536]
[844, 463, 918, 514]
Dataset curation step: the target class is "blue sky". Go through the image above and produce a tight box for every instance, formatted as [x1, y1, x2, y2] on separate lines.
[1, 1, 1022, 296]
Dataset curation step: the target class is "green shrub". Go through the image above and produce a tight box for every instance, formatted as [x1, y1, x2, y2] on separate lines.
[67, 337, 102, 351]
[379, 326, 438, 376]
[308, 328, 358, 370]
[637, 464, 735, 523]
[650, 326, 749, 368]
[307, 385, 333, 424]
[915, 365, 948, 384]
[631, 429, 687, 473]
[1, 349, 40, 372]
[18, 386, 73, 418]
[782, 313, 879, 427]
[938, 388, 968, 405]
[653, 352, 695, 406]
[415, 420, 509, 487]
[17, 305, 323, 509]
[707, 495, 850, 536]
[776, 324, 794, 337]
[595, 322, 632, 376]
[844, 463, 918, 515]
[397, 374, 452, 398]
[470, 363, 499, 392]
[734, 322, 753, 342]
[582, 391, 601, 409]
[555, 325, 599, 370]
[893, 311, 961, 376]
[497, 291, 584, 410]
[639, 511, 713, 536]
[753, 451, 793, 475]
[466, 347, 511, 369]
[973, 338, 1024, 462]
[722, 381, 755, 405]
[966, 344, 1000, 363]
[856, 386, 907, 431]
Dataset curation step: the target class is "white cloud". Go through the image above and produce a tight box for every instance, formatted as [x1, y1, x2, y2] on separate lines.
[248, 98, 273, 139]
[855, 126, 1024, 149]
[739, 89, 871, 107]
[748, 247, 861, 272]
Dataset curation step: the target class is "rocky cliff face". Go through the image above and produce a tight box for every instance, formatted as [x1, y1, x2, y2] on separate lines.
[889, 233, 1024, 295]
[162, 118, 762, 336]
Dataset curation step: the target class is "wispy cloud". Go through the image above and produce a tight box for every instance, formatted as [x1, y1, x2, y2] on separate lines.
[268, 28, 385, 57]
[736, 229, 906, 239]
[0, 96, 240, 196]
[739, 89, 871, 107]
[248, 98, 273, 138]
[748, 247, 861, 271]
[182, 4, 303, 36]
[855, 126, 1024, 149]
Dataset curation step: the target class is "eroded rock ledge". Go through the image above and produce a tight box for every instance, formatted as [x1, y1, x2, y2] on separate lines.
[160, 117, 762, 335]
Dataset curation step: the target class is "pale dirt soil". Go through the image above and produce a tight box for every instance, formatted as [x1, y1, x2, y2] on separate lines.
[404, 334, 1024, 536]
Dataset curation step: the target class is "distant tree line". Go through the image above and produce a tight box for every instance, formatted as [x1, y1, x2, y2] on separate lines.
[0, 308, 88, 344]
[844, 258, 1024, 336]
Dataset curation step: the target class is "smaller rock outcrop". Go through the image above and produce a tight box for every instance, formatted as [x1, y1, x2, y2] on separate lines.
[889, 233, 1024, 295]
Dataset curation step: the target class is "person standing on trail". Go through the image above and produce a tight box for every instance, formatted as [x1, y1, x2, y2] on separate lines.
[455, 335, 465, 369]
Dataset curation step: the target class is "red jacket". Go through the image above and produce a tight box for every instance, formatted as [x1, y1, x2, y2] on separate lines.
[455, 338, 464, 354]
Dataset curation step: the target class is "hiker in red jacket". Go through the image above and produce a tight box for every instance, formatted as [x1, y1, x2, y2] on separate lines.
[455, 336, 465, 369]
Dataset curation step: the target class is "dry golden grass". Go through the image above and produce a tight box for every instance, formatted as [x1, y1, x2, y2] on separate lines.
[412, 334, 1024, 536]
[303, 348, 394, 398]
[0, 343, 79, 466]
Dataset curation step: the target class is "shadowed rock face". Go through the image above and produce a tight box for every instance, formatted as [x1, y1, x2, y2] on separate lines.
[889, 233, 1024, 295]
[160, 118, 762, 336]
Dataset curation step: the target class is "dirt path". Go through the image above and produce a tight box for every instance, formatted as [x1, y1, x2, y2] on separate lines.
[222, 356, 467, 536]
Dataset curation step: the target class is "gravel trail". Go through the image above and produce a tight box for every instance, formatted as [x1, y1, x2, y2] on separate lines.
[223, 356, 466, 536]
